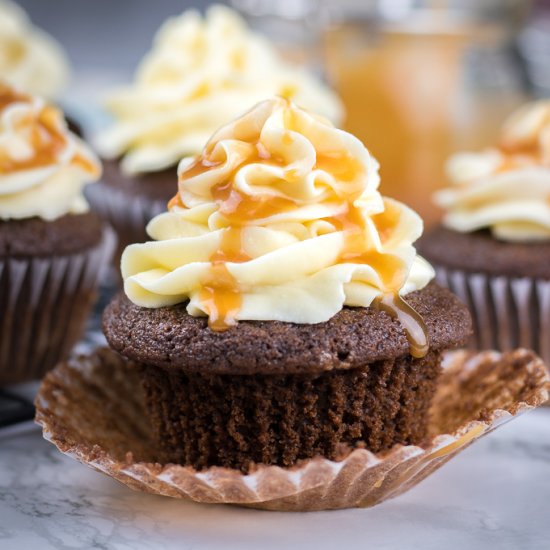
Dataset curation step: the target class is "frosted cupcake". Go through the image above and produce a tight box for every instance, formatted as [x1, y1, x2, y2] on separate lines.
[0, 83, 112, 385]
[0, 0, 69, 100]
[419, 100, 550, 362]
[91, 5, 343, 264]
[103, 98, 471, 471]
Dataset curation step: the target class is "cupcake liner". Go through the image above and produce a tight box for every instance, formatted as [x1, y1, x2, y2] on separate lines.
[35, 347, 549, 512]
[85, 181, 165, 268]
[0, 227, 115, 385]
[435, 267, 550, 366]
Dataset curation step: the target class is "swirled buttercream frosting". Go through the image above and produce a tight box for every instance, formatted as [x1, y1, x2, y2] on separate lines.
[436, 100, 550, 242]
[95, 5, 343, 175]
[122, 98, 434, 356]
[0, 82, 101, 220]
[0, 0, 69, 99]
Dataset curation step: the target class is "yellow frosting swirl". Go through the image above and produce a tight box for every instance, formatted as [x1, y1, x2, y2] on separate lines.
[122, 98, 434, 347]
[0, 83, 101, 221]
[0, 0, 69, 99]
[436, 100, 550, 242]
[96, 5, 343, 175]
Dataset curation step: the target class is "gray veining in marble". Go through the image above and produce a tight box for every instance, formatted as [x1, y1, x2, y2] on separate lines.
[1, 409, 550, 550]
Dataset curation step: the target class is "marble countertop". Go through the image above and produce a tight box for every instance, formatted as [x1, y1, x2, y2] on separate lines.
[0, 409, 549, 550]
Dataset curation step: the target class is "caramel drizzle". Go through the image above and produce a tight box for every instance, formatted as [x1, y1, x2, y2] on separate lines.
[373, 294, 429, 359]
[495, 121, 550, 172]
[494, 146, 547, 173]
[200, 227, 250, 331]
[170, 121, 429, 357]
[0, 84, 31, 111]
[0, 84, 97, 176]
[455, 130, 550, 213]
[182, 142, 296, 331]
[499, 132, 542, 158]
[330, 199, 429, 358]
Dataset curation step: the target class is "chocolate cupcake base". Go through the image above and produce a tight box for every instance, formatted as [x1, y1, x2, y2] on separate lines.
[103, 283, 471, 375]
[103, 284, 471, 470]
[0, 215, 114, 385]
[35, 347, 549, 511]
[141, 351, 441, 472]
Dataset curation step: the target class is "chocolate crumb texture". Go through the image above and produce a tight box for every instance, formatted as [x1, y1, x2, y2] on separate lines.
[140, 350, 442, 472]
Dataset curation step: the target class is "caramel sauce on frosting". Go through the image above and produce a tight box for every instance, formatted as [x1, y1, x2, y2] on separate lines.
[333, 198, 428, 357]
[0, 85, 30, 111]
[123, 98, 434, 356]
[0, 81, 101, 221]
[0, 83, 98, 176]
[436, 100, 550, 242]
[200, 227, 251, 330]
[0, 105, 66, 174]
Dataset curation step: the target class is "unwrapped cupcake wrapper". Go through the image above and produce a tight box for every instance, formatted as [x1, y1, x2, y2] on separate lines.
[85, 181, 165, 267]
[35, 347, 549, 511]
[0, 227, 115, 386]
[434, 267, 550, 367]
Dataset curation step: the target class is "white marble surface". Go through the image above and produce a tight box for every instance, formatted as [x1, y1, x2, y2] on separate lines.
[0, 409, 549, 550]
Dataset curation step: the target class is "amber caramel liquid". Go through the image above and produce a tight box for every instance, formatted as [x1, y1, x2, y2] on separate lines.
[0, 84, 97, 175]
[323, 26, 527, 226]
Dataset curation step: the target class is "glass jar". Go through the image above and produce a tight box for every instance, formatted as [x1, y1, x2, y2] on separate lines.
[230, 0, 321, 65]
[233, 0, 532, 225]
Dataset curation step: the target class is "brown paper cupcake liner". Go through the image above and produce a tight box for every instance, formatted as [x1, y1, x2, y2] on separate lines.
[435, 267, 550, 366]
[0, 227, 115, 385]
[35, 347, 549, 511]
[85, 181, 165, 268]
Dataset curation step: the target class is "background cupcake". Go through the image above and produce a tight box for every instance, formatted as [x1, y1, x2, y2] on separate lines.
[0, 82, 113, 385]
[0, 0, 69, 100]
[89, 4, 343, 265]
[418, 100, 550, 363]
[103, 98, 471, 472]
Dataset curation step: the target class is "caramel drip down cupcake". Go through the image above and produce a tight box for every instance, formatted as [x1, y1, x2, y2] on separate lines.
[104, 98, 471, 472]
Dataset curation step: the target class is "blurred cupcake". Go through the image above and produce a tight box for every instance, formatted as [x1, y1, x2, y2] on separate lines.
[90, 4, 343, 265]
[418, 100, 550, 363]
[103, 98, 471, 472]
[0, 0, 69, 100]
[0, 82, 113, 385]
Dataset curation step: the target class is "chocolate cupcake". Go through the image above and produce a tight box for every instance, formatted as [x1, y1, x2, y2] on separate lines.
[103, 98, 471, 472]
[0, 83, 113, 385]
[418, 100, 550, 363]
[89, 5, 343, 265]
